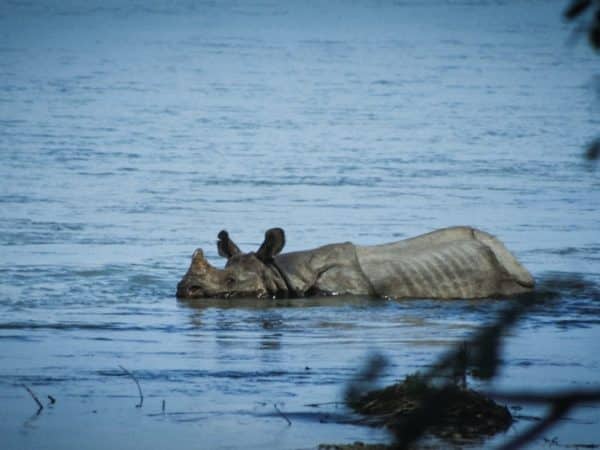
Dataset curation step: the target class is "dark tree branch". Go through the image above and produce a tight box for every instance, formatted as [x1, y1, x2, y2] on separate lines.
[564, 0, 600, 50]
[484, 389, 600, 405]
[487, 389, 600, 450]
[349, 284, 600, 450]
[564, 0, 592, 20]
[497, 402, 569, 450]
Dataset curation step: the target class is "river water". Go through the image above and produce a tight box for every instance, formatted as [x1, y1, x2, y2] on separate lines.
[1, 1, 599, 449]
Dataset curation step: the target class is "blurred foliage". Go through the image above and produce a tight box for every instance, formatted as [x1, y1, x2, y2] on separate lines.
[345, 353, 388, 409]
[586, 138, 600, 160]
[344, 277, 600, 449]
[340, 4, 600, 449]
[400, 373, 430, 398]
[565, 0, 600, 50]
[564, 0, 600, 161]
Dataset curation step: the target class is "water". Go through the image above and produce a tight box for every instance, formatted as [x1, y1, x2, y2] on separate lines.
[1, 0, 599, 448]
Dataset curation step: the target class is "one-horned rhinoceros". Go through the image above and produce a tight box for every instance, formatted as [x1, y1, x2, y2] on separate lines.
[176, 226, 534, 300]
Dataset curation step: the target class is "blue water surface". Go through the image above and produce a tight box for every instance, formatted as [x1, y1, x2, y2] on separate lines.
[1, 1, 599, 449]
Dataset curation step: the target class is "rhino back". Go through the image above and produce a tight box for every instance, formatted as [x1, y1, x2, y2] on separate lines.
[355, 226, 534, 299]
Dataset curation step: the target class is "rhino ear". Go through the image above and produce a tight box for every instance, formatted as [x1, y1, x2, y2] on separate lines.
[217, 230, 241, 259]
[256, 228, 285, 263]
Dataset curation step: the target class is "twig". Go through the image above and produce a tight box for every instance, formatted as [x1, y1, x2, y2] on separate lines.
[162, 399, 165, 413]
[497, 402, 568, 450]
[484, 389, 600, 405]
[485, 389, 600, 450]
[273, 403, 292, 426]
[119, 365, 144, 408]
[22, 384, 43, 413]
[304, 401, 345, 408]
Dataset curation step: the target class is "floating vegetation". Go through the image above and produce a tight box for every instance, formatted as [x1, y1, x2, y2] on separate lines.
[349, 373, 512, 442]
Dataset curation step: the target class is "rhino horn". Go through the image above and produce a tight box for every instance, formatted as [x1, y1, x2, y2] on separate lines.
[191, 248, 211, 273]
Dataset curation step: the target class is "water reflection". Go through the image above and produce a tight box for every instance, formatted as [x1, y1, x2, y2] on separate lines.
[178, 295, 386, 311]
[22, 410, 43, 433]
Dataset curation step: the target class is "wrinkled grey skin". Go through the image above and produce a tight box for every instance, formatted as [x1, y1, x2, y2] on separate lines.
[176, 226, 535, 300]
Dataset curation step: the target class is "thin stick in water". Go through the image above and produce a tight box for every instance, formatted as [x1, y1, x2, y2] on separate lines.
[118, 365, 144, 408]
[273, 403, 292, 426]
[304, 401, 344, 408]
[22, 384, 43, 413]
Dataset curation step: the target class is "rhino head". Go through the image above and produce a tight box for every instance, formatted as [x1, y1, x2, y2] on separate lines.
[176, 228, 289, 299]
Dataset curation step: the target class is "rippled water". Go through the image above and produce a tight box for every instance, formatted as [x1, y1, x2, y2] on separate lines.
[1, 1, 599, 449]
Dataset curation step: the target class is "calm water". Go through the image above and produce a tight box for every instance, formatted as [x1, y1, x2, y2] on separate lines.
[1, 0, 599, 449]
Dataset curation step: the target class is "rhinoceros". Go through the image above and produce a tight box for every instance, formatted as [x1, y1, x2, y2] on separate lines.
[176, 226, 534, 300]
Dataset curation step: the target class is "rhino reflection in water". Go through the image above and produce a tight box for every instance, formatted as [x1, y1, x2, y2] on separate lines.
[176, 226, 534, 300]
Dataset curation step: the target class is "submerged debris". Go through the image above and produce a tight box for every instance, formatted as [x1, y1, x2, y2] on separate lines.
[349, 373, 512, 442]
[118, 365, 144, 408]
[319, 443, 390, 450]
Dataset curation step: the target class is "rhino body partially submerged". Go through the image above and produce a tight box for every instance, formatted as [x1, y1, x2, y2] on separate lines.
[176, 226, 534, 300]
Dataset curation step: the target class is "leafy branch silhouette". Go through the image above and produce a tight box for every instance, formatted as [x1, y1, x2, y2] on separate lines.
[345, 277, 600, 449]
